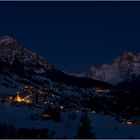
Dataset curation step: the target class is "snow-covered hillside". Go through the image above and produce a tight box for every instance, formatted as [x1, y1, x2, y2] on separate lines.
[0, 104, 140, 139]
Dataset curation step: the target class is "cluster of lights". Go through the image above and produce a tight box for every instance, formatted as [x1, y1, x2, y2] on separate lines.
[95, 88, 108, 93]
[42, 113, 50, 118]
[9, 85, 59, 107]
[13, 91, 32, 104]
[122, 120, 134, 126]
[60, 105, 64, 109]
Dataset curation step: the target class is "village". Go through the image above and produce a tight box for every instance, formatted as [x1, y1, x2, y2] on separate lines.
[0, 84, 139, 127]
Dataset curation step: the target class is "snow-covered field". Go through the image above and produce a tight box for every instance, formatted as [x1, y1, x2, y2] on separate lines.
[89, 112, 140, 139]
[0, 104, 140, 139]
[0, 104, 81, 138]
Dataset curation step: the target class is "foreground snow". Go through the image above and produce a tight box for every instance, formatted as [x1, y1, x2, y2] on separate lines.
[89, 112, 140, 139]
[0, 104, 80, 138]
[0, 104, 140, 138]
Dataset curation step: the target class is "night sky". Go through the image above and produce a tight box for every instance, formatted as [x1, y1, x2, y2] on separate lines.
[0, 2, 140, 73]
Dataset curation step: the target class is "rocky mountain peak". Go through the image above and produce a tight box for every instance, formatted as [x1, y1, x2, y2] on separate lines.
[121, 51, 134, 61]
[0, 36, 51, 71]
[82, 51, 140, 85]
[0, 36, 21, 51]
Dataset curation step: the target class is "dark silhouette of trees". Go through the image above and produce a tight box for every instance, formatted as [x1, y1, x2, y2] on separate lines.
[45, 105, 61, 122]
[0, 123, 50, 139]
[76, 113, 95, 139]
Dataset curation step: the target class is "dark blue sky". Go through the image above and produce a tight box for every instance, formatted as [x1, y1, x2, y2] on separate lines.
[0, 2, 140, 73]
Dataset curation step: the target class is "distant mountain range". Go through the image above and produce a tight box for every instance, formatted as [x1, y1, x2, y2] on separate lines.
[79, 51, 140, 85]
[1, 36, 140, 91]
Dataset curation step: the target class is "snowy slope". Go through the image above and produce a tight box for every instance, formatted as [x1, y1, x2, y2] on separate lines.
[89, 112, 140, 139]
[0, 104, 81, 138]
[0, 104, 140, 139]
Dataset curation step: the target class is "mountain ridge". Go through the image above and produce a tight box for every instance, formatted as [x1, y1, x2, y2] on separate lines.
[79, 51, 140, 85]
[0, 36, 112, 95]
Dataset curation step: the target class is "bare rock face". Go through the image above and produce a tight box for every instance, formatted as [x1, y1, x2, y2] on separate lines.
[0, 36, 52, 91]
[82, 51, 140, 85]
[0, 36, 51, 70]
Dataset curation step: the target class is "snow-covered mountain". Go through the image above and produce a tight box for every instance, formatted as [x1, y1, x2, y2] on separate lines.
[81, 51, 140, 85]
[0, 36, 51, 71]
[0, 36, 53, 94]
[0, 36, 112, 95]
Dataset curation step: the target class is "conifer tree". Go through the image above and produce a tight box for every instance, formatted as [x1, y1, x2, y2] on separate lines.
[76, 112, 95, 139]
